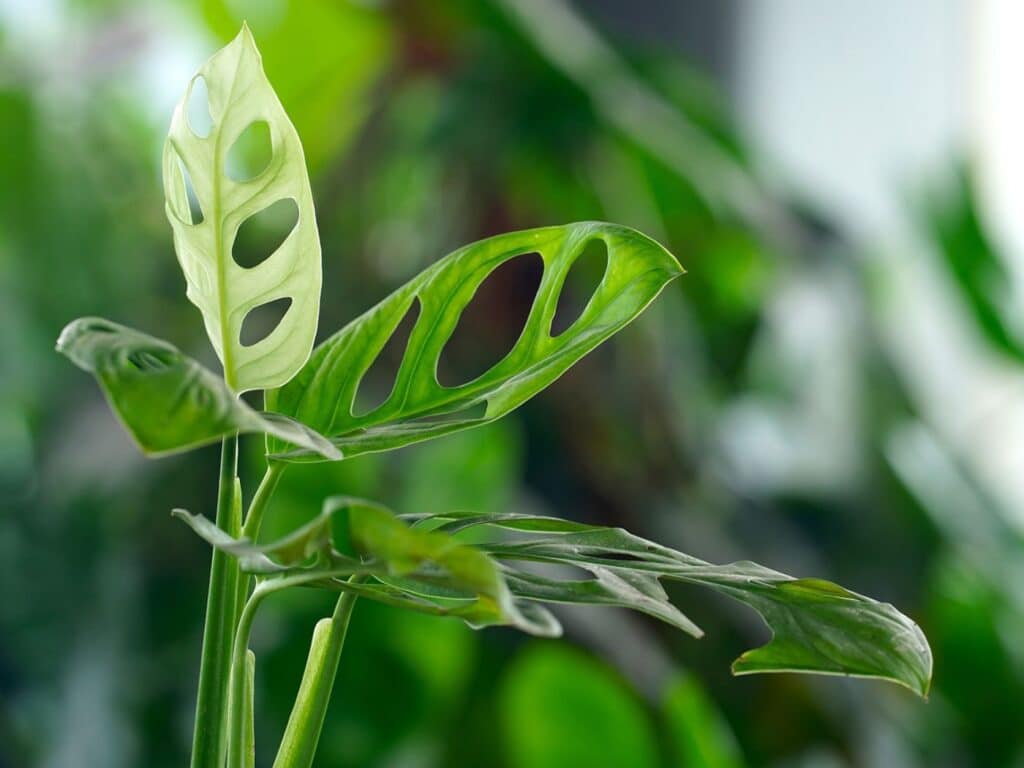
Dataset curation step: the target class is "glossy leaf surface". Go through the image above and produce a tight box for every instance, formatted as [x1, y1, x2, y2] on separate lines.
[163, 25, 321, 393]
[56, 317, 338, 459]
[267, 222, 682, 460]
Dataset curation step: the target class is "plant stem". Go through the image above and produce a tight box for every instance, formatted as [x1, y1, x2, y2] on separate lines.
[191, 434, 240, 768]
[232, 461, 285, 628]
[226, 581, 270, 768]
[272, 589, 360, 768]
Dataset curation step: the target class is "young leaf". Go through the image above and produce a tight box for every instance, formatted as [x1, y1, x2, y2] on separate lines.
[266, 222, 682, 460]
[56, 317, 339, 459]
[163, 25, 321, 393]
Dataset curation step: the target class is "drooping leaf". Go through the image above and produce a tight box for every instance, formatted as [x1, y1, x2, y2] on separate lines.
[173, 498, 559, 637]
[413, 510, 933, 696]
[163, 24, 322, 393]
[56, 317, 338, 459]
[266, 222, 682, 460]
[177, 503, 932, 694]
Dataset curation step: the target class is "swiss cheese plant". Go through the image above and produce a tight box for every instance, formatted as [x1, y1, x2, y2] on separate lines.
[57, 26, 931, 768]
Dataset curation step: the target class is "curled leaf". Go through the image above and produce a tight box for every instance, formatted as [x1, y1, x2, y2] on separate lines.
[57, 317, 339, 459]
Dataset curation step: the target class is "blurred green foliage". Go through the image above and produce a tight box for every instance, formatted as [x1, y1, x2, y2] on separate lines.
[2, 1, 1022, 766]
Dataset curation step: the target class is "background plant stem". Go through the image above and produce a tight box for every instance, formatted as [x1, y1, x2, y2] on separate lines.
[190, 434, 240, 768]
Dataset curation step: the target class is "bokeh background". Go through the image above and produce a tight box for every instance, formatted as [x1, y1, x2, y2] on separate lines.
[3, 1, 1023, 765]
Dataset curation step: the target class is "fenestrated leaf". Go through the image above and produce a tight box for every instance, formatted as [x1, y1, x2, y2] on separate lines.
[163, 24, 321, 393]
[412, 511, 934, 696]
[56, 317, 339, 459]
[266, 222, 682, 460]
[172, 498, 559, 637]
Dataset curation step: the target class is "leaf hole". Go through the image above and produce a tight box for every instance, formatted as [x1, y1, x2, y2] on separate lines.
[232, 198, 298, 269]
[174, 156, 203, 225]
[225, 120, 272, 182]
[353, 299, 421, 417]
[437, 252, 544, 388]
[241, 297, 292, 347]
[186, 76, 213, 139]
[551, 239, 607, 336]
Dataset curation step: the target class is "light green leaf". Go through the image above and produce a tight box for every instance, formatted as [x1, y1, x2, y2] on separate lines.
[163, 24, 321, 393]
[56, 317, 339, 459]
[173, 498, 559, 637]
[266, 222, 682, 460]
[412, 511, 934, 696]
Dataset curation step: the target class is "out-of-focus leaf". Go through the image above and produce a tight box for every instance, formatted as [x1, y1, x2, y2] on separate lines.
[499, 644, 660, 768]
[200, 0, 393, 173]
[924, 166, 1024, 361]
[662, 675, 744, 768]
[267, 222, 682, 460]
[412, 511, 933, 695]
[56, 317, 338, 459]
[163, 25, 322, 393]
[173, 498, 559, 637]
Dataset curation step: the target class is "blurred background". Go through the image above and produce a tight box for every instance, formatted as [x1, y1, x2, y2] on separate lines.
[3, 0, 1023, 765]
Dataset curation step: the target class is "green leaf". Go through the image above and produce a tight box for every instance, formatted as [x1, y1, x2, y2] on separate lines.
[266, 222, 682, 460]
[56, 317, 339, 459]
[413, 511, 934, 696]
[173, 498, 559, 637]
[661, 675, 743, 768]
[177, 503, 932, 694]
[500, 644, 660, 768]
[163, 24, 322, 393]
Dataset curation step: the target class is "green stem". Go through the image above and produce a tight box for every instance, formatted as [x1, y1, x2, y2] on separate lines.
[232, 461, 285, 629]
[225, 581, 271, 768]
[190, 434, 240, 768]
[273, 589, 360, 768]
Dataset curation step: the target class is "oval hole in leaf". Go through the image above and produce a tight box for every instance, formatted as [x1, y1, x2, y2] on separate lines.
[437, 252, 544, 388]
[241, 297, 292, 347]
[225, 120, 272, 182]
[175, 155, 204, 225]
[232, 198, 298, 269]
[551, 239, 607, 336]
[186, 76, 213, 138]
[353, 299, 421, 417]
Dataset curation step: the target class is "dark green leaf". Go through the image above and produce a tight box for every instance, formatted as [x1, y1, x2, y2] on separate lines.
[416, 511, 933, 696]
[56, 317, 339, 459]
[266, 222, 682, 460]
[179, 501, 931, 694]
